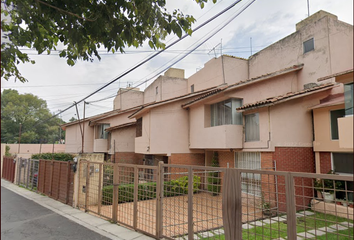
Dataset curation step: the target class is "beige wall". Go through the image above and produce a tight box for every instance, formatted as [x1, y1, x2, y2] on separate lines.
[113, 88, 144, 111]
[187, 56, 248, 93]
[143, 76, 187, 104]
[337, 116, 353, 149]
[313, 105, 352, 152]
[109, 125, 136, 154]
[2, 143, 65, 156]
[249, 13, 353, 91]
[65, 122, 94, 153]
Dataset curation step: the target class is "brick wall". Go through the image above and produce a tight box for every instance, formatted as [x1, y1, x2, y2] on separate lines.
[319, 152, 332, 174]
[113, 152, 144, 165]
[261, 152, 277, 208]
[169, 153, 205, 166]
[218, 151, 235, 168]
[274, 147, 315, 212]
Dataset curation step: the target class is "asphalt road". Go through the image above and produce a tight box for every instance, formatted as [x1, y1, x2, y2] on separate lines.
[1, 187, 110, 240]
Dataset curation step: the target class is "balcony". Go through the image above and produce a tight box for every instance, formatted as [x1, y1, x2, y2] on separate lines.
[93, 139, 108, 152]
[190, 124, 243, 149]
[338, 115, 353, 149]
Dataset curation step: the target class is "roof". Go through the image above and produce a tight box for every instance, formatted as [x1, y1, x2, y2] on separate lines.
[61, 105, 143, 129]
[182, 64, 304, 108]
[317, 69, 353, 83]
[309, 93, 344, 110]
[237, 82, 336, 112]
[105, 122, 136, 132]
[128, 86, 218, 118]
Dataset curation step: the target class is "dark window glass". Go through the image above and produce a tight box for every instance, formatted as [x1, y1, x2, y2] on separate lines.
[333, 153, 353, 174]
[344, 83, 353, 115]
[330, 109, 345, 140]
[136, 118, 142, 137]
[303, 38, 314, 53]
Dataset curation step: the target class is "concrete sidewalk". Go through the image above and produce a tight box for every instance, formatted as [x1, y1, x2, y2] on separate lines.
[1, 179, 155, 240]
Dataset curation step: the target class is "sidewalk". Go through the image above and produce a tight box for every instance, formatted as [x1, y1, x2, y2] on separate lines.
[1, 179, 154, 240]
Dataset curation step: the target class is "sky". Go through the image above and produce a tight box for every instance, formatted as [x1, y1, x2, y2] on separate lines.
[1, 0, 353, 122]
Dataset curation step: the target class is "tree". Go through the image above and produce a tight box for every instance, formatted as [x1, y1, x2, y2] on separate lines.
[1, 89, 65, 143]
[1, 0, 215, 82]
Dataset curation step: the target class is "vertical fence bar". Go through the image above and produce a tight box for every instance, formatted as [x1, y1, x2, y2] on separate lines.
[188, 166, 194, 240]
[85, 162, 90, 212]
[112, 163, 119, 222]
[26, 159, 30, 188]
[57, 163, 62, 200]
[235, 169, 243, 240]
[18, 158, 22, 186]
[156, 161, 163, 238]
[49, 160, 54, 196]
[66, 161, 71, 204]
[98, 163, 102, 215]
[133, 166, 139, 230]
[285, 173, 297, 239]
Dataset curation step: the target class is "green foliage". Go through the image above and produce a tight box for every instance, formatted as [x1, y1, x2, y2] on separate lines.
[5, 145, 12, 156]
[31, 152, 74, 161]
[1, 0, 214, 82]
[314, 170, 343, 194]
[207, 152, 221, 195]
[102, 175, 201, 205]
[1, 89, 65, 143]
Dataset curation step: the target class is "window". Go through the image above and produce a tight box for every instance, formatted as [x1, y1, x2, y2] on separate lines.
[332, 153, 353, 175]
[303, 38, 314, 53]
[330, 109, 345, 140]
[344, 83, 353, 115]
[136, 118, 142, 137]
[156, 86, 158, 95]
[235, 152, 261, 196]
[210, 99, 242, 127]
[245, 113, 260, 142]
[96, 124, 110, 139]
[191, 84, 194, 93]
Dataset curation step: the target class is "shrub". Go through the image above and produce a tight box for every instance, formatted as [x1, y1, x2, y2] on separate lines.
[101, 175, 201, 205]
[5, 145, 12, 157]
[207, 152, 221, 195]
[31, 152, 74, 161]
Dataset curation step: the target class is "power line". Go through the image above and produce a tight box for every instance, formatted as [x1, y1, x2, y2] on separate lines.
[33, 0, 244, 127]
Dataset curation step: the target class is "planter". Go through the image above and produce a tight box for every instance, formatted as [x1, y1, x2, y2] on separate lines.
[349, 204, 354, 208]
[342, 202, 348, 207]
[322, 192, 334, 203]
[336, 201, 342, 206]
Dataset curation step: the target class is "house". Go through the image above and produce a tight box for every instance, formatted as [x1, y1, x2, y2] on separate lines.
[63, 10, 353, 201]
[311, 69, 353, 201]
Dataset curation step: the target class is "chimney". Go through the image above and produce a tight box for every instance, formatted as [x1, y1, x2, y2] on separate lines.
[296, 10, 338, 31]
[164, 68, 185, 79]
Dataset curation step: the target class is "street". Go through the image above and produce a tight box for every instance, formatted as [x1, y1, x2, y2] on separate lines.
[1, 187, 110, 240]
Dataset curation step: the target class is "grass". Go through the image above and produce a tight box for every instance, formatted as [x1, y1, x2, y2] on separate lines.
[196, 211, 353, 240]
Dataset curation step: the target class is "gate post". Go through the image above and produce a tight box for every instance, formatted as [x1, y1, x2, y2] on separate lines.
[97, 163, 103, 215]
[133, 166, 139, 230]
[112, 163, 119, 223]
[26, 159, 30, 188]
[285, 173, 297, 239]
[156, 161, 164, 238]
[85, 161, 90, 212]
[188, 166, 194, 240]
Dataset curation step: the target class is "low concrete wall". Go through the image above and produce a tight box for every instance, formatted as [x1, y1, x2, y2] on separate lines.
[311, 199, 353, 220]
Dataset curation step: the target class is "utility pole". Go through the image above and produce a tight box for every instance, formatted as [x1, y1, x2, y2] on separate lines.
[74, 102, 83, 153]
[82, 101, 88, 154]
[18, 123, 22, 154]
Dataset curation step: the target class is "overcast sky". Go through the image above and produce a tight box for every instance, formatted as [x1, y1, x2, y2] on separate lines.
[1, 0, 353, 122]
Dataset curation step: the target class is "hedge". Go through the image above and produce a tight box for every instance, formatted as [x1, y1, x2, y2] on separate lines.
[31, 153, 74, 161]
[101, 175, 201, 205]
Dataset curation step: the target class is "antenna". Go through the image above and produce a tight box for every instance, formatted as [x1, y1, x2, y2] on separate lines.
[307, 0, 310, 17]
[208, 42, 222, 59]
[250, 37, 253, 55]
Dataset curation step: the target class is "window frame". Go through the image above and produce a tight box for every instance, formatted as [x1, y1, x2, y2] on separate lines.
[136, 117, 142, 137]
[210, 98, 242, 127]
[244, 113, 260, 142]
[330, 109, 345, 140]
[303, 38, 314, 54]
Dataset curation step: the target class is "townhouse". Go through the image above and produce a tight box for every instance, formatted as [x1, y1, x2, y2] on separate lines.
[62, 10, 353, 201]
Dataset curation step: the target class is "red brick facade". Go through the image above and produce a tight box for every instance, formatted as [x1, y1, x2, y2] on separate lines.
[319, 152, 332, 174]
[169, 153, 205, 166]
[113, 152, 144, 165]
[218, 151, 235, 168]
[274, 147, 315, 212]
